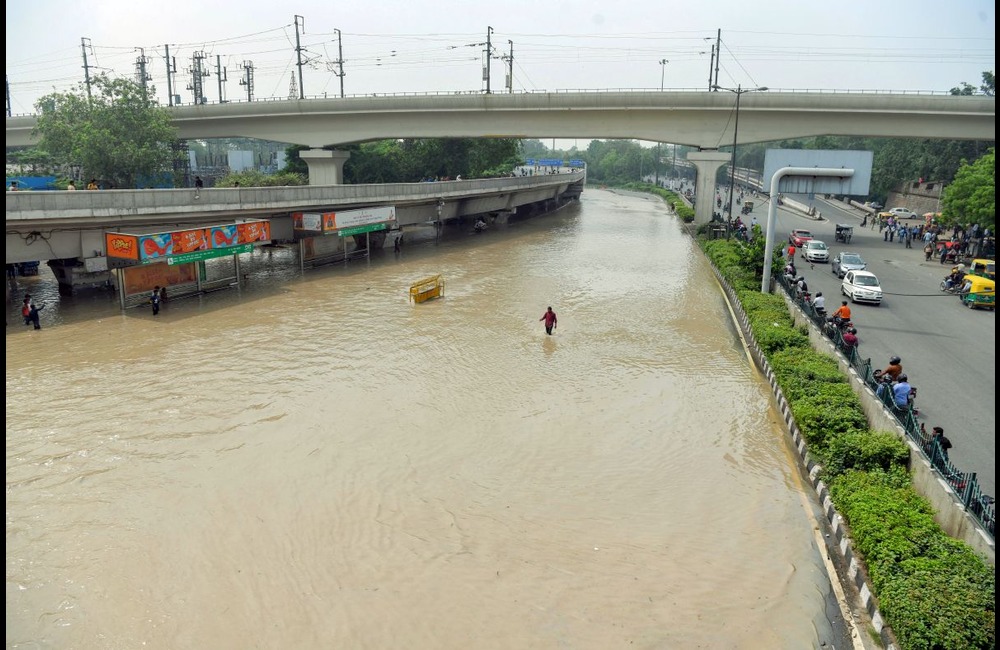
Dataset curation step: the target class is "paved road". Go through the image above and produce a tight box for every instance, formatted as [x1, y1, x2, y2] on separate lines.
[744, 195, 995, 497]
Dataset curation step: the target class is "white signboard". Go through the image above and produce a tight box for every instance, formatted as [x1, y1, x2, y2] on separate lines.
[329, 206, 396, 230]
[297, 212, 322, 231]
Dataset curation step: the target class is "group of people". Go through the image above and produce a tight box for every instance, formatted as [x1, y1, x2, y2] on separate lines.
[783, 260, 858, 350]
[20, 294, 43, 329]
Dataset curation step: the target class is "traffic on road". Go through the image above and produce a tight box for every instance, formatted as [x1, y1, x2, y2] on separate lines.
[748, 194, 995, 497]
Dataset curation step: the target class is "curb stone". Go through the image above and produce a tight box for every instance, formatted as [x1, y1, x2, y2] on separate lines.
[707, 261, 898, 650]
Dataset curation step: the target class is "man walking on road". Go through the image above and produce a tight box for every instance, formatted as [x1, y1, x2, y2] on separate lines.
[539, 306, 557, 335]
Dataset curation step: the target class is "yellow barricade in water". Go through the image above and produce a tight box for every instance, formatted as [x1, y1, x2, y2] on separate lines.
[409, 275, 444, 303]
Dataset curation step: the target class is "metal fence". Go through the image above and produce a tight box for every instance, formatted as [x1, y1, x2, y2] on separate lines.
[775, 273, 995, 538]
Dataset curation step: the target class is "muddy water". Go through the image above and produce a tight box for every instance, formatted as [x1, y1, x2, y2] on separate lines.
[6, 189, 840, 649]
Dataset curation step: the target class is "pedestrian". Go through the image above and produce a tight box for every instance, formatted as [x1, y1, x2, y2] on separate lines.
[86, 178, 99, 190]
[67, 180, 77, 191]
[923, 242, 934, 261]
[929, 426, 953, 460]
[860, 214, 868, 228]
[150, 286, 161, 316]
[159, 286, 168, 304]
[27, 298, 44, 329]
[393, 237, 401, 254]
[21, 295, 32, 325]
[539, 306, 557, 335]
[7, 180, 19, 191]
[194, 176, 204, 190]
[787, 243, 796, 259]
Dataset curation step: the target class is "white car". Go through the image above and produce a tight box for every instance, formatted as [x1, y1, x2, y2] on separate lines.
[802, 240, 829, 263]
[886, 207, 917, 220]
[842, 270, 883, 305]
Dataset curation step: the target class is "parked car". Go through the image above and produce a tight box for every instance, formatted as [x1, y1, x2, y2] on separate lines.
[803, 240, 830, 263]
[831, 252, 867, 278]
[885, 207, 918, 220]
[842, 270, 883, 305]
[789, 229, 813, 247]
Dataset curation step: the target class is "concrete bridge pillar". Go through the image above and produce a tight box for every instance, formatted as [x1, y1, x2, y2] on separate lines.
[299, 149, 351, 185]
[687, 150, 732, 225]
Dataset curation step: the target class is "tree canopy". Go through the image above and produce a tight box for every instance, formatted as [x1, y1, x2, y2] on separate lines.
[940, 149, 995, 229]
[282, 138, 521, 183]
[33, 75, 180, 188]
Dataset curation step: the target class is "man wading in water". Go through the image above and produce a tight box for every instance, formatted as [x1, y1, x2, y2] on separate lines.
[539, 306, 557, 335]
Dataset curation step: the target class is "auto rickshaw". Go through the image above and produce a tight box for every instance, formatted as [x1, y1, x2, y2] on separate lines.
[967, 258, 996, 281]
[741, 200, 754, 215]
[834, 224, 853, 244]
[959, 274, 995, 310]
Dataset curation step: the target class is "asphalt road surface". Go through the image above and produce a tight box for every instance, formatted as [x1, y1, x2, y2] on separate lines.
[743, 193, 995, 498]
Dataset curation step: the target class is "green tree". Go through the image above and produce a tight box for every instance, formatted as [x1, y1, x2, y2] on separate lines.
[940, 149, 995, 229]
[33, 75, 180, 188]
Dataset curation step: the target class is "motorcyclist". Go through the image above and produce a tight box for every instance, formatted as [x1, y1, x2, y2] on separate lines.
[892, 374, 913, 410]
[795, 276, 809, 298]
[831, 300, 851, 325]
[812, 291, 826, 316]
[943, 264, 966, 291]
[842, 327, 859, 350]
[880, 356, 903, 381]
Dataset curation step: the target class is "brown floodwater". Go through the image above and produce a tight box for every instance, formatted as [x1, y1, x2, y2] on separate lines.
[6, 189, 844, 649]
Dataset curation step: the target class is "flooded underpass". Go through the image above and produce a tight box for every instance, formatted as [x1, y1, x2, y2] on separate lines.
[6, 189, 852, 648]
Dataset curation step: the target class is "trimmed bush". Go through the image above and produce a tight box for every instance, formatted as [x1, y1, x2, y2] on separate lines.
[789, 383, 869, 449]
[826, 430, 910, 476]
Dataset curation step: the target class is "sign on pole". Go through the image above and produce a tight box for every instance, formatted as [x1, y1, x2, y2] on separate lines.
[762, 149, 872, 196]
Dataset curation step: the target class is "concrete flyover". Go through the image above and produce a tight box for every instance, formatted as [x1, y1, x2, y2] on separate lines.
[6, 91, 995, 150]
[4, 171, 585, 264]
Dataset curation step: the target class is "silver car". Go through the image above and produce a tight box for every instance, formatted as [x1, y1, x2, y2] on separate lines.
[831, 252, 867, 278]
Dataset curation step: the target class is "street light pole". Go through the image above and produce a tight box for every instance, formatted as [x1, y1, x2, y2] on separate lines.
[655, 59, 668, 187]
[714, 84, 767, 226]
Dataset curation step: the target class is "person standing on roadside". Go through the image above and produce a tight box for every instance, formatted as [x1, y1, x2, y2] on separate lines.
[929, 426, 953, 460]
[539, 306, 557, 335]
[150, 286, 162, 316]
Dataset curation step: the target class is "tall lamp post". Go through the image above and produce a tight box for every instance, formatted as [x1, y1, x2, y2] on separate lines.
[714, 84, 767, 225]
[654, 59, 668, 187]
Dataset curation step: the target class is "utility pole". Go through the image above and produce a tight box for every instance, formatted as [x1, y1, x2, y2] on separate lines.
[215, 55, 228, 103]
[81, 37, 93, 101]
[187, 51, 210, 105]
[707, 44, 715, 92]
[134, 48, 152, 93]
[714, 29, 722, 91]
[294, 15, 306, 99]
[335, 28, 345, 98]
[656, 59, 668, 187]
[5, 75, 11, 117]
[484, 26, 494, 94]
[503, 40, 514, 93]
[239, 60, 254, 101]
[164, 45, 177, 105]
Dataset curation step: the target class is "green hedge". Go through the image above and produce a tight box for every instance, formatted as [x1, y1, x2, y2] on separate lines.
[620, 182, 695, 222]
[701, 238, 995, 650]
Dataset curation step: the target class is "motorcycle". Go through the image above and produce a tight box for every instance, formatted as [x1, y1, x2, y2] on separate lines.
[873, 370, 919, 415]
[940, 277, 963, 294]
[823, 315, 853, 339]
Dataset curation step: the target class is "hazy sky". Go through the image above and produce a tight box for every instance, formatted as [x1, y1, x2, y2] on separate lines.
[5, 0, 995, 115]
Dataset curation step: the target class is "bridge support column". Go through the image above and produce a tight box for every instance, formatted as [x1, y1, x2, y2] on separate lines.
[687, 150, 732, 225]
[299, 149, 351, 185]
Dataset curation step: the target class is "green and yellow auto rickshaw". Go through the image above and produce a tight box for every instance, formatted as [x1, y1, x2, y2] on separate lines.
[967, 258, 995, 281]
[960, 274, 995, 310]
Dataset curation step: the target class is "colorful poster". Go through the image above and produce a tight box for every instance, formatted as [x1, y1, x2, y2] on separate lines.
[106, 233, 139, 261]
[123, 262, 197, 296]
[322, 212, 337, 232]
[238, 221, 270, 244]
[139, 233, 174, 261]
[171, 228, 209, 255]
[210, 225, 239, 248]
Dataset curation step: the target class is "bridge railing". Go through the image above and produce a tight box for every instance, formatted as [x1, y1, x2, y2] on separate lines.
[5, 172, 586, 220]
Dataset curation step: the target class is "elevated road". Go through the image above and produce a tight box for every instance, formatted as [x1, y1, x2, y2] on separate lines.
[7, 92, 995, 149]
[5, 172, 584, 263]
